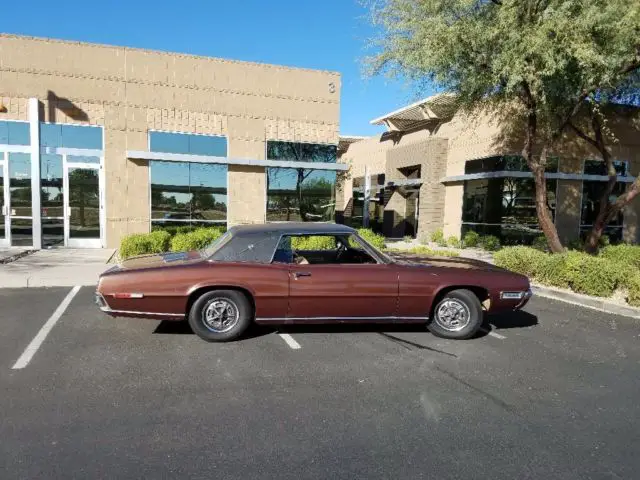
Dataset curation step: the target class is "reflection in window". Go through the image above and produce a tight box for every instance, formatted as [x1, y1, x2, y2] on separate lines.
[41, 154, 64, 246]
[267, 141, 337, 163]
[149, 131, 227, 156]
[40, 123, 103, 149]
[462, 177, 557, 245]
[583, 159, 628, 177]
[580, 160, 627, 243]
[0, 121, 30, 145]
[266, 168, 336, 222]
[465, 155, 559, 174]
[68, 168, 101, 239]
[350, 174, 385, 233]
[9, 153, 32, 217]
[150, 161, 227, 227]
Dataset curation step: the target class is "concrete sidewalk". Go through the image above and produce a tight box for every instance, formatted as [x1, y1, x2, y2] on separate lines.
[0, 249, 115, 288]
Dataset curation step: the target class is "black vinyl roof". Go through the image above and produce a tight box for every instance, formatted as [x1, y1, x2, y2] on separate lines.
[228, 222, 355, 237]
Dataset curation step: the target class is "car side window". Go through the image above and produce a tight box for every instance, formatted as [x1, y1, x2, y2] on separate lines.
[272, 234, 377, 265]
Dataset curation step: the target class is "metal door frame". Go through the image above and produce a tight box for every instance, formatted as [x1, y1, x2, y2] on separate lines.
[0, 155, 7, 247]
[63, 156, 105, 248]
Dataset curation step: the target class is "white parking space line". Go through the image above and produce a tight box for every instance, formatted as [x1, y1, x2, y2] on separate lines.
[486, 330, 506, 340]
[278, 333, 301, 350]
[11, 286, 81, 370]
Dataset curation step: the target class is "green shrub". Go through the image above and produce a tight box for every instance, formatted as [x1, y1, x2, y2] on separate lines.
[532, 235, 549, 252]
[567, 238, 584, 251]
[462, 230, 480, 248]
[388, 246, 459, 257]
[446, 236, 461, 248]
[600, 244, 640, 270]
[119, 230, 171, 260]
[626, 273, 640, 307]
[563, 251, 619, 297]
[292, 235, 336, 250]
[152, 224, 196, 236]
[403, 235, 413, 243]
[480, 235, 501, 251]
[357, 228, 386, 250]
[536, 253, 571, 288]
[431, 228, 444, 245]
[493, 246, 546, 278]
[170, 227, 224, 252]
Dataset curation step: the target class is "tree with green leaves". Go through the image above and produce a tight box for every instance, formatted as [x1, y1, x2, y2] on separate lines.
[367, 0, 640, 252]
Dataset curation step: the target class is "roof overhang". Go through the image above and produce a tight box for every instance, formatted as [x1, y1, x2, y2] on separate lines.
[338, 135, 367, 153]
[370, 93, 458, 132]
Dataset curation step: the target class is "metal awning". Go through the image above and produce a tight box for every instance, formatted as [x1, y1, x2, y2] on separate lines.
[370, 94, 458, 132]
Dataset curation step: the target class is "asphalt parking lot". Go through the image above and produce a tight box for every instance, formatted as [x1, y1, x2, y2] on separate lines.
[1, 287, 639, 479]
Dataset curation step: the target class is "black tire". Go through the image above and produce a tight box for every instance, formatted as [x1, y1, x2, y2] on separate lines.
[188, 290, 253, 342]
[427, 289, 483, 340]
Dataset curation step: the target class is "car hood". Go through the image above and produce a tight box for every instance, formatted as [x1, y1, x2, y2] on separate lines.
[116, 250, 205, 271]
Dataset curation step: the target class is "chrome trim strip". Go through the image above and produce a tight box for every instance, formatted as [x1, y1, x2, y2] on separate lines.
[256, 316, 429, 321]
[500, 291, 525, 300]
[99, 305, 183, 317]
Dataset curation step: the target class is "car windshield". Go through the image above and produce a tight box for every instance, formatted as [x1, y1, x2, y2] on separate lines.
[200, 230, 233, 257]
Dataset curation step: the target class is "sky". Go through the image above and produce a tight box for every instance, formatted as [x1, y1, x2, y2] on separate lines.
[1, 0, 435, 136]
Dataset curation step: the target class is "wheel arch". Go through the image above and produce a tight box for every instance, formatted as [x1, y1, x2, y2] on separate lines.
[429, 285, 490, 318]
[186, 285, 256, 318]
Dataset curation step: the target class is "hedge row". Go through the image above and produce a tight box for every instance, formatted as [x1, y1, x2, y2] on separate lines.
[389, 245, 460, 258]
[494, 246, 640, 306]
[119, 227, 225, 260]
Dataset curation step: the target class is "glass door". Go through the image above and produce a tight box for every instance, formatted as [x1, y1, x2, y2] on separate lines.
[7, 153, 33, 247]
[0, 158, 7, 247]
[64, 159, 103, 248]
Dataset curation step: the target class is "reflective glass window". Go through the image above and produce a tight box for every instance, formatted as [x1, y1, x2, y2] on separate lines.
[583, 159, 628, 177]
[462, 177, 557, 245]
[150, 161, 227, 226]
[0, 121, 30, 145]
[464, 155, 558, 174]
[267, 141, 337, 163]
[40, 154, 64, 247]
[40, 123, 103, 149]
[8, 153, 32, 216]
[149, 131, 227, 156]
[266, 167, 336, 222]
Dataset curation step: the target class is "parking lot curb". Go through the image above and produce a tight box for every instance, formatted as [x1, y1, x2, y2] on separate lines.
[532, 284, 640, 320]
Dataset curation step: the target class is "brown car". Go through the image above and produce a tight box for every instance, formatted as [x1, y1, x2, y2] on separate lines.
[95, 223, 531, 342]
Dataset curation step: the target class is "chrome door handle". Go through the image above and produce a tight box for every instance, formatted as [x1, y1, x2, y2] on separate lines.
[293, 272, 312, 279]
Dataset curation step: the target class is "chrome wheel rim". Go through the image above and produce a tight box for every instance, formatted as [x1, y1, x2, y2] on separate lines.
[434, 299, 471, 332]
[203, 298, 240, 333]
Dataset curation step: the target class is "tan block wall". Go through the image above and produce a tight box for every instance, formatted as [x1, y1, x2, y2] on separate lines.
[0, 34, 340, 247]
[227, 117, 267, 225]
[385, 137, 448, 239]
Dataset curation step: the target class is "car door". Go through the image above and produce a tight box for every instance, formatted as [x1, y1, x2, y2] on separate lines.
[287, 263, 399, 320]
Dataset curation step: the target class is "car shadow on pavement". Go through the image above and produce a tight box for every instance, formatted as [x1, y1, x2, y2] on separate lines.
[152, 320, 274, 340]
[487, 310, 539, 330]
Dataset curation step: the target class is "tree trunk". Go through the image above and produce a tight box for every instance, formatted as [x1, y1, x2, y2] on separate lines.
[587, 179, 640, 252]
[521, 103, 564, 253]
[584, 114, 620, 253]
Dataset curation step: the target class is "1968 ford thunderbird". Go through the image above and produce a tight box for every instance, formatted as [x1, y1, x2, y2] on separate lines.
[95, 223, 531, 342]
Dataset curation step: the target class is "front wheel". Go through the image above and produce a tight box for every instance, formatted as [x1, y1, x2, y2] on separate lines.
[188, 290, 253, 342]
[427, 289, 483, 340]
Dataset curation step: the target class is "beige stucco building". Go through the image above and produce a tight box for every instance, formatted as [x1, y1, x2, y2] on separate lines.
[0, 34, 342, 249]
[338, 95, 640, 245]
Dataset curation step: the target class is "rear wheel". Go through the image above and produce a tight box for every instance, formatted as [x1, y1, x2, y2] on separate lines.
[188, 290, 252, 342]
[427, 289, 482, 340]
